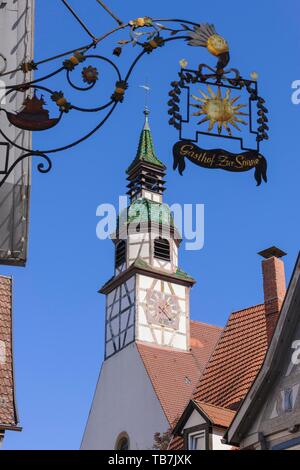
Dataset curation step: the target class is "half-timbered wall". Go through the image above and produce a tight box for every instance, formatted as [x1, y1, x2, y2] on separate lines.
[239, 309, 300, 450]
[128, 233, 151, 266]
[126, 232, 178, 273]
[105, 276, 136, 359]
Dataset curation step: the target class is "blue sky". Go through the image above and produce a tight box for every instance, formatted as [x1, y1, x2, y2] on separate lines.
[2, 0, 300, 449]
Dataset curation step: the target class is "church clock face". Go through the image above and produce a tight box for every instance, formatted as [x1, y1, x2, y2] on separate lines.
[146, 290, 180, 329]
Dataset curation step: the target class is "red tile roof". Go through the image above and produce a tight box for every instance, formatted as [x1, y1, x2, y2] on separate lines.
[137, 321, 222, 425]
[168, 435, 184, 450]
[194, 401, 235, 428]
[170, 304, 269, 450]
[0, 276, 18, 430]
[193, 304, 268, 409]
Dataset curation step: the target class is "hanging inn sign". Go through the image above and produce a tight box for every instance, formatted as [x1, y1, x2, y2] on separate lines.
[0, 2, 269, 191]
[168, 24, 268, 185]
[173, 142, 267, 186]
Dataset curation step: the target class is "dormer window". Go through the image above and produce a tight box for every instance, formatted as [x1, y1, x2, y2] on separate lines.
[188, 430, 207, 450]
[154, 237, 170, 262]
[115, 240, 126, 269]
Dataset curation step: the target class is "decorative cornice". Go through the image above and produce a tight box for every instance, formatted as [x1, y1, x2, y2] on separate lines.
[99, 259, 196, 294]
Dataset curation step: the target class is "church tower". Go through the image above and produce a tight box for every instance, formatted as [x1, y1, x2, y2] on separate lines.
[101, 109, 195, 358]
[81, 112, 220, 451]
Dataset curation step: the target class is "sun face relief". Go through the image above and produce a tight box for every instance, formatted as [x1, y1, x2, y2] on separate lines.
[146, 290, 180, 329]
[191, 86, 248, 136]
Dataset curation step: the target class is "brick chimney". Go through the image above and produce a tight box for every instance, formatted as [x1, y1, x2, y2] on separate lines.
[258, 247, 287, 345]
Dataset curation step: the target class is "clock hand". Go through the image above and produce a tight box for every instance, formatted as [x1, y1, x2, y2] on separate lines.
[159, 306, 172, 321]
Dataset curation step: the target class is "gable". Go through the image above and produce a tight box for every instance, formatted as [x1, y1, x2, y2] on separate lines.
[241, 305, 300, 439]
[183, 409, 207, 431]
[227, 254, 300, 446]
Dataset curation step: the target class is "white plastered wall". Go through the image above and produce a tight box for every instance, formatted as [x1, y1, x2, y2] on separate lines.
[81, 343, 169, 450]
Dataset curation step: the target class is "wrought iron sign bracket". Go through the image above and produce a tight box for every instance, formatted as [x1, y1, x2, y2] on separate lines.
[0, 16, 268, 188]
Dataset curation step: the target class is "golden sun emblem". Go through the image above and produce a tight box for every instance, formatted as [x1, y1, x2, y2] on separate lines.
[191, 86, 248, 136]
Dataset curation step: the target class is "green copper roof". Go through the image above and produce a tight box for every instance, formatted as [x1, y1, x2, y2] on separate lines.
[126, 113, 166, 173]
[175, 268, 195, 282]
[133, 259, 195, 283]
[118, 198, 175, 228]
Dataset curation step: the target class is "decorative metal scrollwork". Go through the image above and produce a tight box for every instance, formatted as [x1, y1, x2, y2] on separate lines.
[0, 14, 267, 188]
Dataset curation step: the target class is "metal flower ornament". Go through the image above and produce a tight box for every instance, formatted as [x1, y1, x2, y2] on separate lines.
[0, 1, 268, 188]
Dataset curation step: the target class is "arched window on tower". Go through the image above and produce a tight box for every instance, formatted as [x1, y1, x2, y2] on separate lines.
[115, 432, 130, 450]
[154, 237, 171, 262]
[115, 240, 126, 269]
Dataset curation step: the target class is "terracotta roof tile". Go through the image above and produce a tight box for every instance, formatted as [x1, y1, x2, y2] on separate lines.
[193, 304, 268, 409]
[137, 321, 222, 425]
[170, 304, 269, 450]
[0, 276, 18, 429]
[194, 401, 235, 428]
[168, 435, 184, 450]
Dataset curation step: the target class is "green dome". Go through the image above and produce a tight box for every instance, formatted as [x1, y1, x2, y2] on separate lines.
[118, 198, 174, 228]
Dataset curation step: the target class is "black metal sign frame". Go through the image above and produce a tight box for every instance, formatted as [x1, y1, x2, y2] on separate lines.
[168, 64, 269, 184]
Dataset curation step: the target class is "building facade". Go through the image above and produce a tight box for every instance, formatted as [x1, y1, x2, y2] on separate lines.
[171, 247, 288, 450]
[0, 0, 35, 267]
[81, 112, 291, 451]
[81, 112, 222, 450]
[226, 253, 300, 450]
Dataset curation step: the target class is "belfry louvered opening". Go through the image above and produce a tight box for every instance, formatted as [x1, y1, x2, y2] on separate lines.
[115, 240, 126, 268]
[154, 237, 171, 261]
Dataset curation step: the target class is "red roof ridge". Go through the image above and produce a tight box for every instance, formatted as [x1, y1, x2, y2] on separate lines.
[135, 340, 192, 354]
[194, 400, 235, 412]
[230, 303, 265, 316]
[190, 319, 223, 331]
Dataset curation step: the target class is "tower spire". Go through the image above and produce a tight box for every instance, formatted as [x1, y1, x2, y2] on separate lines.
[140, 82, 151, 130]
[126, 109, 166, 202]
[143, 106, 150, 131]
[126, 109, 165, 174]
